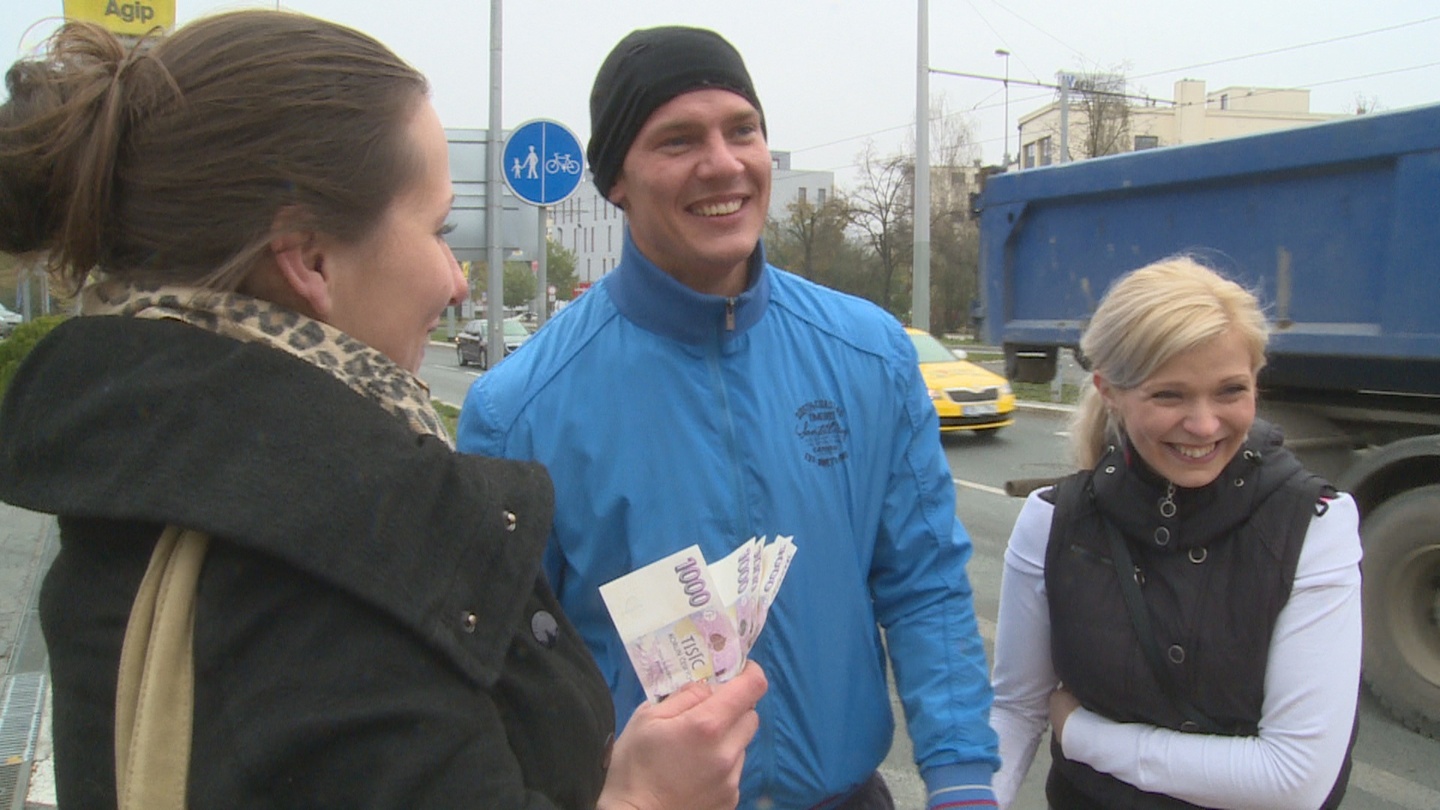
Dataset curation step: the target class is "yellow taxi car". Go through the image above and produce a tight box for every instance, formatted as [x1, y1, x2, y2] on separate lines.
[905, 327, 1015, 437]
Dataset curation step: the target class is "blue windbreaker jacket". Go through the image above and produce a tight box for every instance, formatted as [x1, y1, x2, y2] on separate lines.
[458, 233, 998, 809]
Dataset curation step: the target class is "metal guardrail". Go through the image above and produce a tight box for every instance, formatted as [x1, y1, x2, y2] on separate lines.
[0, 511, 57, 810]
[0, 672, 44, 809]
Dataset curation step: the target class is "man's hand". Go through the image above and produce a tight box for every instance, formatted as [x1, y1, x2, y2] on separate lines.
[598, 662, 768, 810]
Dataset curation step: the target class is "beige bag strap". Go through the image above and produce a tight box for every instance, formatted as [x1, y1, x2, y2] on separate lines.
[115, 525, 210, 810]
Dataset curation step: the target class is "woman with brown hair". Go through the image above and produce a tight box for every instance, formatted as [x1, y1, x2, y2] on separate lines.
[0, 11, 763, 809]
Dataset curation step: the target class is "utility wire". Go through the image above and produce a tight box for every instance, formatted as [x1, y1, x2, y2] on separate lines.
[794, 13, 1440, 175]
[1130, 14, 1440, 82]
[962, 0, 1043, 85]
[968, 0, 1086, 66]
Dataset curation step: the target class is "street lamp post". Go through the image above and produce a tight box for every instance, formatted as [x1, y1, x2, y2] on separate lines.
[915, 0, 931, 331]
[995, 48, 1011, 168]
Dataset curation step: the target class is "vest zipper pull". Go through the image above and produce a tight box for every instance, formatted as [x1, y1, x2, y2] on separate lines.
[1159, 482, 1176, 518]
[725, 297, 736, 331]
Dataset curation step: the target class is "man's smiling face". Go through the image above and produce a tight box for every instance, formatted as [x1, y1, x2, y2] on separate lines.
[608, 88, 771, 297]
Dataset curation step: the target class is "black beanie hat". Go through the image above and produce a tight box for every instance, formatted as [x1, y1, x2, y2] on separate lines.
[587, 26, 766, 200]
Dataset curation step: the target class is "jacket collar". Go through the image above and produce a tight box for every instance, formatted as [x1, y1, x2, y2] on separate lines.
[1091, 418, 1302, 550]
[605, 226, 771, 344]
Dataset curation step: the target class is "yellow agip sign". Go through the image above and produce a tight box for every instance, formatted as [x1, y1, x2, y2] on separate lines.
[63, 0, 176, 37]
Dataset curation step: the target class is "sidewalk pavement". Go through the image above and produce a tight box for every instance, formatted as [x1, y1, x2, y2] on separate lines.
[1015, 399, 1075, 414]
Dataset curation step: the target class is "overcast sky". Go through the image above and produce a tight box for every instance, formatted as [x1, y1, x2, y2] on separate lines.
[6, 0, 1438, 189]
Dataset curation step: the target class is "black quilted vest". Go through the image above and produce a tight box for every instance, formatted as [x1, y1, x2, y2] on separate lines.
[1041, 419, 1354, 809]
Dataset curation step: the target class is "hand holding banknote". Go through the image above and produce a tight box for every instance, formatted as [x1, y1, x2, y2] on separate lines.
[598, 661, 767, 810]
[601, 538, 797, 702]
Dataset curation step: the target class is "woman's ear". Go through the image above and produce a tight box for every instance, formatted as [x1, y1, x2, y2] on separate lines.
[1094, 373, 1125, 439]
[1094, 372, 1117, 407]
[268, 225, 333, 318]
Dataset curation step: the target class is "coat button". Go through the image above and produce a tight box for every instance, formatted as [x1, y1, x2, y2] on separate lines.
[1154, 526, 1170, 546]
[1189, 547, 1208, 564]
[601, 732, 615, 771]
[461, 612, 478, 633]
[531, 610, 559, 648]
[1180, 721, 1200, 732]
[503, 510, 518, 532]
[1168, 644, 1186, 664]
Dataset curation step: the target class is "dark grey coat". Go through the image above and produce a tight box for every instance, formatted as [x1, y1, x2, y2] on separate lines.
[0, 316, 615, 809]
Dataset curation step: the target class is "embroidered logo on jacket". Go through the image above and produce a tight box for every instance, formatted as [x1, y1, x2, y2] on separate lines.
[794, 399, 850, 468]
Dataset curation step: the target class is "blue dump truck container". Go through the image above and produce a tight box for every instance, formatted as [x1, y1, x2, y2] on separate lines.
[977, 102, 1440, 737]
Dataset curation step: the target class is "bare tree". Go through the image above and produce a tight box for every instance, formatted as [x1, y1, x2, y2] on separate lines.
[848, 141, 912, 311]
[907, 94, 982, 331]
[1352, 93, 1383, 115]
[1071, 70, 1131, 159]
[929, 178, 981, 332]
[831, 97, 980, 321]
[914, 94, 980, 169]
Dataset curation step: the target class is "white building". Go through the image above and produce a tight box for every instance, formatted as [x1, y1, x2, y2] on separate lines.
[550, 180, 624, 287]
[769, 150, 836, 221]
[1015, 79, 1344, 169]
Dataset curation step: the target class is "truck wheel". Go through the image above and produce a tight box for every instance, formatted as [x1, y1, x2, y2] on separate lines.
[1361, 484, 1440, 739]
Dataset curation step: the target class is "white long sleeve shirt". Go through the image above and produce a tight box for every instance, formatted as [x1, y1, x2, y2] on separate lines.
[990, 489, 1363, 810]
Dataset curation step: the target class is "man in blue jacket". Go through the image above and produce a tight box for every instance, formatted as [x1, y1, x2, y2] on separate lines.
[458, 25, 999, 810]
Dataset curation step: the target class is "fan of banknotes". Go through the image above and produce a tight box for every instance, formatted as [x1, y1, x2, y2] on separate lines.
[599, 535, 798, 702]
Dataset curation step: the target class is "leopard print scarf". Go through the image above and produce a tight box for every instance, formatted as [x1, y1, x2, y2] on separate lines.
[81, 279, 453, 447]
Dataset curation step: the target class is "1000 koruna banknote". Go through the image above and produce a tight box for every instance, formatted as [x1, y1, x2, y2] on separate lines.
[600, 538, 797, 702]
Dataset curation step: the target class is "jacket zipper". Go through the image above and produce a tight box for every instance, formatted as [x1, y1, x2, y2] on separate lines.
[709, 305, 753, 545]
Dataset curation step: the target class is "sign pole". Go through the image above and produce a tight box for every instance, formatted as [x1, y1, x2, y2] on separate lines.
[535, 205, 549, 327]
[485, 0, 505, 361]
[501, 117, 585, 334]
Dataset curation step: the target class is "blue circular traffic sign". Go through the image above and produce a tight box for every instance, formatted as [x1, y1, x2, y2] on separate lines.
[502, 119, 585, 206]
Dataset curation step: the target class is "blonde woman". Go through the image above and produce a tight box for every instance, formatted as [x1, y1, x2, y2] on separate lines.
[989, 257, 1361, 809]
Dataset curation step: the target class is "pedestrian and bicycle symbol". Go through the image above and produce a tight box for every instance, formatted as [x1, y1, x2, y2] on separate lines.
[502, 119, 584, 206]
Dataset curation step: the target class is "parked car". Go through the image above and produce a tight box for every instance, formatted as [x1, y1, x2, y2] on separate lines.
[456, 317, 532, 369]
[906, 327, 1015, 437]
[0, 304, 22, 338]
